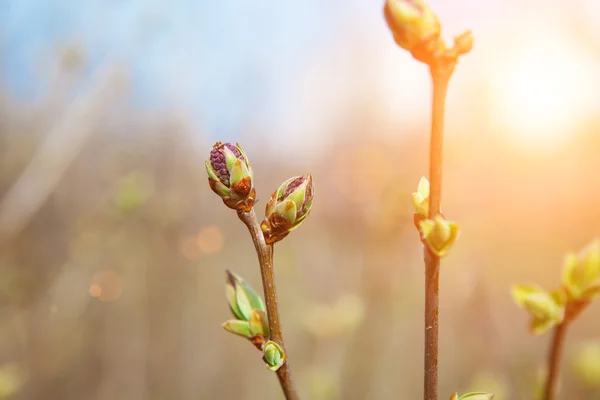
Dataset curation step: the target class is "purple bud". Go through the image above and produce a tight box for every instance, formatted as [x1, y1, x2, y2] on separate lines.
[209, 142, 241, 186]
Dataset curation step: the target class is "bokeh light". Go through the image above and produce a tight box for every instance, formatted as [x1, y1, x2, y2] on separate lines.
[89, 269, 123, 302]
[196, 226, 224, 255]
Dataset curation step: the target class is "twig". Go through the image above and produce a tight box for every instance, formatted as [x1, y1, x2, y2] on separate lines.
[238, 208, 299, 400]
[424, 60, 455, 400]
[543, 321, 568, 400]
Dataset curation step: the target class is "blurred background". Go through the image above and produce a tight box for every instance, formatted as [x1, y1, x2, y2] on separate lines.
[1, 0, 600, 399]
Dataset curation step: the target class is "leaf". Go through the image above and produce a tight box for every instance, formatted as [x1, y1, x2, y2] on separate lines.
[458, 392, 495, 400]
[248, 309, 270, 337]
[222, 320, 252, 338]
[225, 271, 245, 320]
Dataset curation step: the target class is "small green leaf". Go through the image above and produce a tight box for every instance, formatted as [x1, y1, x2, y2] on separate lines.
[222, 320, 252, 338]
[223, 146, 238, 170]
[285, 179, 309, 211]
[581, 283, 600, 299]
[412, 176, 430, 217]
[272, 200, 298, 225]
[248, 309, 270, 337]
[205, 161, 220, 182]
[229, 159, 250, 188]
[225, 270, 265, 320]
[417, 176, 429, 199]
[530, 316, 555, 335]
[512, 284, 564, 335]
[237, 277, 266, 314]
[458, 392, 495, 400]
[225, 271, 245, 320]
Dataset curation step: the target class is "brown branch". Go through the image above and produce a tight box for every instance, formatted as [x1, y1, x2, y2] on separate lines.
[543, 321, 568, 400]
[423, 61, 455, 400]
[238, 209, 299, 400]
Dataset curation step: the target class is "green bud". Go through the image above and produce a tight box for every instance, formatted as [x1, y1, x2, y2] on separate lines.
[562, 239, 600, 301]
[412, 176, 430, 218]
[262, 340, 286, 372]
[384, 0, 442, 63]
[419, 216, 460, 257]
[225, 270, 266, 321]
[206, 142, 256, 212]
[261, 175, 314, 244]
[222, 320, 252, 339]
[449, 394, 459, 400]
[512, 284, 565, 334]
[248, 309, 270, 337]
[458, 393, 495, 400]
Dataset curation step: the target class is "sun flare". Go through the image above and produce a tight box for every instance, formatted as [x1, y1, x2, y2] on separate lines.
[489, 34, 598, 151]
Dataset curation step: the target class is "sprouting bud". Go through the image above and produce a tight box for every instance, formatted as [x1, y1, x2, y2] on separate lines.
[225, 270, 265, 321]
[384, 0, 442, 62]
[454, 31, 474, 56]
[413, 176, 430, 218]
[456, 393, 495, 400]
[450, 394, 459, 400]
[512, 285, 565, 334]
[205, 142, 256, 212]
[223, 270, 269, 347]
[261, 175, 314, 245]
[562, 239, 600, 301]
[262, 340, 286, 372]
[418, 215, 459, 257]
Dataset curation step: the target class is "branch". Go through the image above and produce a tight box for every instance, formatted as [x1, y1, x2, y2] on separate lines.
[238, 209, 299, 400]
[543, 321, 568, 400]
[423, 61, 455, 400]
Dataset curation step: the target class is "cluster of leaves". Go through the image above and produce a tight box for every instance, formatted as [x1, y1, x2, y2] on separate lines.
[513, 240, 600, 334]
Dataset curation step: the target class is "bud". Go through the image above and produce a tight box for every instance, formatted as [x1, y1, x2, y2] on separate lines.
[205, 142, 256, 212]
[512, 284, 565, 334]
[225, 270, 265, 321]
[454, 31, 474, 56]
[418, 215, 460, 257]
[261, 175, 314, 244]
[412, 176, 430, 218]
[562, 239, 600, 301]
[384, 0, 442, 62]
[263, 340, 286, 371]
[450, 394, 459, 400]
[223, 270, 269, 346]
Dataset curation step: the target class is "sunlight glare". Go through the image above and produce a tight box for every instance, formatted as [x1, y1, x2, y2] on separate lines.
[490, 33, 598, 151]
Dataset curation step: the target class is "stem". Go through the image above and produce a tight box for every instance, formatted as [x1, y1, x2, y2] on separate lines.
[238, 208, 299, 400]
[543, 321, 568, 400]
[424, 62, 454, 400]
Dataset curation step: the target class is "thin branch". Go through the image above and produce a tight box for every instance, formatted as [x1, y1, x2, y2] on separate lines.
[543, 321, 568, 400]
[423, 62, 455, 400]
[238, 209, 299, 400]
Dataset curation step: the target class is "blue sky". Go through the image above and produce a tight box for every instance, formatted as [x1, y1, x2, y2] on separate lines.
[2, 0, 598, 154]
[0, 0, 359, 139]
